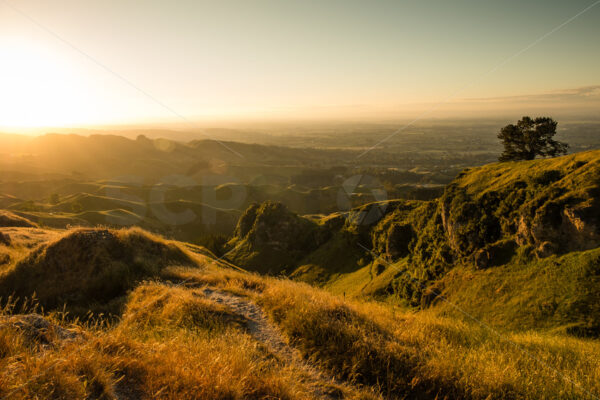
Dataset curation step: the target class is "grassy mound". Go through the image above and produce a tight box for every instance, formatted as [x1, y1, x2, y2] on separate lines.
[227, 202, 330, 274]
[0, 211, 37, 228]
[0, 228, 196, 314]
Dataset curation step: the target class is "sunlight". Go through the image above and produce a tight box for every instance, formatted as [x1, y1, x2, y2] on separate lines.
[0, 40, 96, 129]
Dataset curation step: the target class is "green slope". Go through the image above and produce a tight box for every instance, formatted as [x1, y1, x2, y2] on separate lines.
[228, 150, 600, 336]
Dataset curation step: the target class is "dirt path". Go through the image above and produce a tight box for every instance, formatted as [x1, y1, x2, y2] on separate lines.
[201, 288, 297, 359]
[199, 287, 360, 399]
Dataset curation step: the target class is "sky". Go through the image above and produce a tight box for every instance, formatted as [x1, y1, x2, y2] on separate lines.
[1, 0, 599, 130]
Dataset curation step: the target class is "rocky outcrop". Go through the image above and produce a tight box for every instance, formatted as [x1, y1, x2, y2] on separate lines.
[234, 203, 260, 238]
[227, 202, 332, 274]
[440, 186, 501, 257]
[242, 202, 329, 252]
[473, 240, 518, 269]
[439, 154, 600, 260]
[385, 223, 414, 259]
[517, 201, 600, 257]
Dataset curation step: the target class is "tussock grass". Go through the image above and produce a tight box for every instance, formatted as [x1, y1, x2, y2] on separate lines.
[2, 263, 599, 399]
[255, 279, 600, 399]
[0, 227, 198, 315]
[0, 283, 342, 399]
[1, 225, 599, 399]
[120, 282, 246, 335]
[0, 324, 316, 399]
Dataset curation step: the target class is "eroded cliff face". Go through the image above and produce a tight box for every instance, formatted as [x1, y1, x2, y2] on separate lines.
[438, 154, 600, 260]
[226, 151, 600, 306]
[439, 185, 501, 259]
[516, 202, 600, 256]
[440, 191, 600, 261]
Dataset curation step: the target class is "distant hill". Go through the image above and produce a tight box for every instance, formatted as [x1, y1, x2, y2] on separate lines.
[0, 133, 350, 181]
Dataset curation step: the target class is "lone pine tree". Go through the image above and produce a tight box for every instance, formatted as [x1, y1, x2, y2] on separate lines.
[498, 116, 568, 162]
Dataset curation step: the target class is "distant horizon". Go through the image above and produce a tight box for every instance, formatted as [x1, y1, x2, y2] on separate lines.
[2, 84, 599, 135]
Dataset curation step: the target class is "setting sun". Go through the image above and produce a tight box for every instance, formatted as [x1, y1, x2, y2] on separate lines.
[2, 0, 599, 131]
[0, 40, 95, 128]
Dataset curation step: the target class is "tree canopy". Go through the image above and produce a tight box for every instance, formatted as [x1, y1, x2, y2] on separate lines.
[498, 116, 568, 162]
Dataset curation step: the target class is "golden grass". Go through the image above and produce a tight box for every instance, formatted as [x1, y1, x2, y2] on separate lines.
[1, 226, 599, 399]
[0, 282, 354, 399]
[170, 267, 600, 399]
[0, 328, 316, 399]
[119, 282, 247, 336]
[0, 227, 199, 315]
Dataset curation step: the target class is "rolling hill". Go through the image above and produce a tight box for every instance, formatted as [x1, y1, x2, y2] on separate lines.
[1, 150, 600, 399]
[225, 150, 600, 336]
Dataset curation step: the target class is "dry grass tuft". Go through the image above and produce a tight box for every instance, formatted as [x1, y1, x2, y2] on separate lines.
[120, 282, 247, 334]
[255, 278, 600, 399]
[0, 227, 198, 315]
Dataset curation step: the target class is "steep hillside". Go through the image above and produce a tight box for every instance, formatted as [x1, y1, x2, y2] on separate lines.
[2, 151, 600, 398]
[227, 151, 600, 335]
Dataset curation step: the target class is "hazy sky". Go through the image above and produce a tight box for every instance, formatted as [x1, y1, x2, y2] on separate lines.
[1, 0, 599, 129]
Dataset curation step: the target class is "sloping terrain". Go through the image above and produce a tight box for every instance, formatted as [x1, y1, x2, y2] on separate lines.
[226, 150, 600, 335]
[0, 211, 38, 228]
[0, 227, 195, 315]
[1, 239, 599, 399]
[1, 151, 600, 398]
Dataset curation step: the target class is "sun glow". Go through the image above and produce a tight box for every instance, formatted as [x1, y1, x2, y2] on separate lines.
[0, 40, 102, 130]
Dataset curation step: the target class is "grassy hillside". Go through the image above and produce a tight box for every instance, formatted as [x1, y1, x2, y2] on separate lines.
[1, 229, 599, 399]
[0, 227, 196, 316]
[226, 150, 600, 336]
[0, 211, 38, 228]
[435, 247, 600, 336]
[2, 150, 600, 398]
